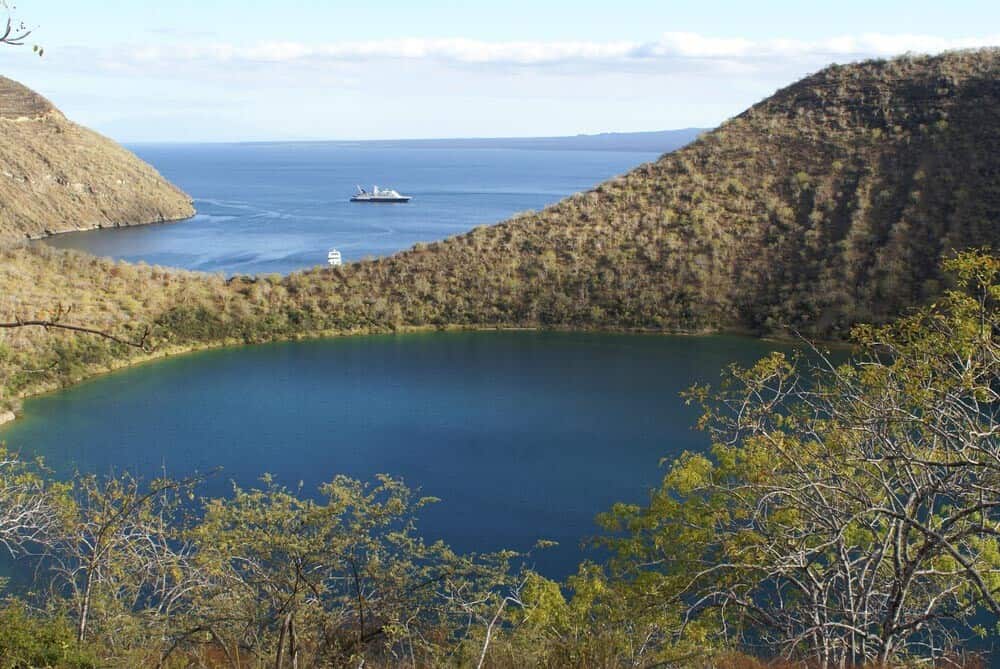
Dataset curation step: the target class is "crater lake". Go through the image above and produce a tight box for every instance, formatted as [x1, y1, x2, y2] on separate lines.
[0, 331, 804, 577]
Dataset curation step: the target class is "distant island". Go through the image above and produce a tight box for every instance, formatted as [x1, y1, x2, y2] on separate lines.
[235, 128, 706, 153]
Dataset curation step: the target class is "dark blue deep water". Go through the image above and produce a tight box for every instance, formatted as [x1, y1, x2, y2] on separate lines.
[42, 144, 659, 275]
[0, 332, 798, 577]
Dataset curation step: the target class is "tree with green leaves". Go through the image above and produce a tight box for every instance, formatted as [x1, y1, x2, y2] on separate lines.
[184, 474, 527, 668]
[42, 470, 206, 665]
[598, 250, 1000, 667]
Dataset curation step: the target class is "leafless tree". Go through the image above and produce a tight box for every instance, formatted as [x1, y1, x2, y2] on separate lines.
[455, 576, 527, 669]
[0, 452, 59, 558]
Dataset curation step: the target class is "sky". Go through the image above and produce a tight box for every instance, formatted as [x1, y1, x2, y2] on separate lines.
[0, 0, 998, 142]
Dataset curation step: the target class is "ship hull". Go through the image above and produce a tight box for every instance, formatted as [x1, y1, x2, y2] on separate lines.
[350, 196, 411, 203]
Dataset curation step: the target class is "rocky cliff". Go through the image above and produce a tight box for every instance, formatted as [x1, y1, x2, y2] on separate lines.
[0, 76, 194, 244]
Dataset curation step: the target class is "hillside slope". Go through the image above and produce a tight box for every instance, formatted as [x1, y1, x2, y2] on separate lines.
[334, 49, 999, 337]
[2, 50, 999, 407]
[0, 76, 194, 244]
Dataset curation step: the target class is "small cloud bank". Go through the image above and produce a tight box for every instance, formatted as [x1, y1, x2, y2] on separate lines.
[5, 31, 998, 142]
[117, 32, 1000, 69]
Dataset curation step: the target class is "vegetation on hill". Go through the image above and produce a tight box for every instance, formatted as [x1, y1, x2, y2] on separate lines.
[333, 49, 999, 336]
[2, 50, 999, 411]
[0, 76, 194, 244]
[0, 251, 997, 667]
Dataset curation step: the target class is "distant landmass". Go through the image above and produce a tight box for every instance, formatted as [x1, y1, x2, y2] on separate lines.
[304, 129, 707, 153]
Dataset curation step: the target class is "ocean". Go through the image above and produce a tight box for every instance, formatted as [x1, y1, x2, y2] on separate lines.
[42, 142, 660, 275]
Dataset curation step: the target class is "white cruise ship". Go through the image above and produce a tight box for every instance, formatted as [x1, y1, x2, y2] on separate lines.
[327, 248, 342, 266]
[350, 185, 411, 203]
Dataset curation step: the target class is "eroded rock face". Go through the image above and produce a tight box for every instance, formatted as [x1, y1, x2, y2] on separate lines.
[0, 410, 15, 426]
[0, 76, 195, 244]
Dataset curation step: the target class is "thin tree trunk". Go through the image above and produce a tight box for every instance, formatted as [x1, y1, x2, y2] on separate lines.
[275, 612, 292, 669]
[77, 570, 94, 643]
[289, 615, 299, 669]
[477, 598, 509, 669]
[351, 559, 365, 649]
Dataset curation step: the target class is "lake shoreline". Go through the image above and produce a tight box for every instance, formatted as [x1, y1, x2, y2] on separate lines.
[1, 318, 851, 427]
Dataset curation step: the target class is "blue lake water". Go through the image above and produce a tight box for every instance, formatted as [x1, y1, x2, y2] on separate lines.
[42, 144, 659, 275]
[0, 332, 799, 578]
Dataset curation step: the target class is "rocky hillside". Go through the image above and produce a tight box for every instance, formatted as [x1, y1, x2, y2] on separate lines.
[0, 76, 194, 244]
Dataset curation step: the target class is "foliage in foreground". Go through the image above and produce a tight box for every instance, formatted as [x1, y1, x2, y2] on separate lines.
[1, 252, 999, 667]
[592, 251, 1000, 667]
[0, 602, 97, 669]
[0, 464, 539, 667]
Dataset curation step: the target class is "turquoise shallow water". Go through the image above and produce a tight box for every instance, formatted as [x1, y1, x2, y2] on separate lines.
[1, 331, 801, 577]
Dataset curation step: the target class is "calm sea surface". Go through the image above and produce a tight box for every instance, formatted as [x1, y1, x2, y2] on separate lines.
[42, 143, 659, 275]
[0, 332, 801, 577]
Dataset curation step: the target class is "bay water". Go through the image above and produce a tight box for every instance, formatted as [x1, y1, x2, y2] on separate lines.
[43, 143, 659, 275]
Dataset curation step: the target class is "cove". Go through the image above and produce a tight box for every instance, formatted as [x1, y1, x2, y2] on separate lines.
[2, 331, 801, 577]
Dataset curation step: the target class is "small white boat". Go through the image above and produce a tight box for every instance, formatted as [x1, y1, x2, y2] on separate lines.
[327, 248, 342, 266]
[350, 185, 411, 203]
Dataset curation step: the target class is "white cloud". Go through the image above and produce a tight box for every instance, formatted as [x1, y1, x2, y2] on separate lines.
[4, 30, 997, 141]
[98, 32, 1000, 69]
[15, 31, 998, 87]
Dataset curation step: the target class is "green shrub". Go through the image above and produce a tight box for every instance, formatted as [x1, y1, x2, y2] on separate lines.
[0, 602, 98, 669]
